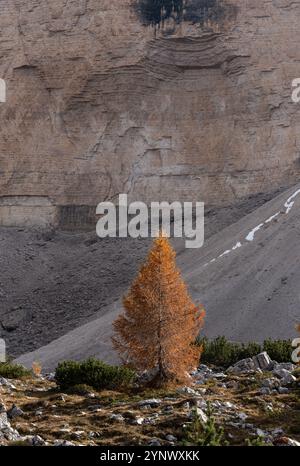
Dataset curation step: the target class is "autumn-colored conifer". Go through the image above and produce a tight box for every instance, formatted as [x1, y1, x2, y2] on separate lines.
[112, 235, 205, 385]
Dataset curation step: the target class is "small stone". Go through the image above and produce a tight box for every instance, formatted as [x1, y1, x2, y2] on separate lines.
[189, 407, 208, 424]
[193, 398, 207, 410]
[26, 435, 46, 446]
[166, 434, 177, 442]
[265, 404, 274, 412]
[137, 399, 162, 407]
[278, 387, 289, 394]
[72, 431, 85, 440]
[197, 388, 207, 395]
[200, 364, 212, 371]
[194, 378, 205, 385]
[176, 386, 199, 396]
[88, 431, 101, 439]
[211, 400, 222, 409]
[148, 438, 161, 446]
[110, 414, 125, 423]
[53, 439, 75, 446]
[0, 377, 16, 390]
[0, 411, 9, 429]
[143, 416, 157, 425]
[134, 416, 145, 425]
[244, 423, 255, 429]
[223, 401, 236, 409]
[261, 378, 280, 389]
[256, 428, 267, 437]
[211, 372, 227, 379]
[163, 405, 173, 412]
[237, 412, 248, 422]
[260, 387, 271, 395]
[59, 428, 71, 434]
[7, 404, 24, 420]
[0, 402, 6, 414]
[272, 428, 284, 436]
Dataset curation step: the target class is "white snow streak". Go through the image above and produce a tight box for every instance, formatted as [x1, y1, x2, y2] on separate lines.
[202, 188, 300, 269]
[265, 212, 280, 223]
[245, 223, 264, 242]
[284, 189, 300, 214]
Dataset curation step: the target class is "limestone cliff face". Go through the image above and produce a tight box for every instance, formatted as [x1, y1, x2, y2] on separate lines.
[0, 0, 300, 227]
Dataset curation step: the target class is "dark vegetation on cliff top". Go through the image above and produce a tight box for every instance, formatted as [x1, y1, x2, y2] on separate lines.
[134, 0, 236, 27]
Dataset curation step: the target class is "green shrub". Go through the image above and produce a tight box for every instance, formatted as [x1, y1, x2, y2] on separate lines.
[197, 336, 293, 368]
[245, 436, 270, 446]
[0, 362, 31, 379]
[182, 404, 227, 446]
[263, 339, 292, 363]
[66, 384, 95, 396]
[136, 0, 183, 27]
[55, 358, 136, 391]
[197, 336, 261, 368]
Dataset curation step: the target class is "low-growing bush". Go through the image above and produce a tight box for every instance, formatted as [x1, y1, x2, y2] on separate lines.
[197, 336, 293, 368]
[66, 384, 95, 396]
[245, 436, 270, 446]
[182, 404, 227, 446]
[263, 339, 292, 363]
[55, 358, 136, 391]
[0, 362, 31, 379]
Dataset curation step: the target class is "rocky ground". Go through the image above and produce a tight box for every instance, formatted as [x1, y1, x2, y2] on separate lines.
[0, 352, 299, 447]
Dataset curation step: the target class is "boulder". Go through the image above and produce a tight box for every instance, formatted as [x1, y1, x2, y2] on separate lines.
[228, 352, 273, 374]
[273, 368, 296, 385]
[7, 404, 24, 420]
[227, 357, 257, 374]
[252, 352, 272, 371]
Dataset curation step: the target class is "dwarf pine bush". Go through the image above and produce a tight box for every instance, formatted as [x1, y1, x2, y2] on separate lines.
[0, 362, 31, 379]
[183, 404, 227, 446]
[197, 336, 293, 368]
[55, 358, 135, 391]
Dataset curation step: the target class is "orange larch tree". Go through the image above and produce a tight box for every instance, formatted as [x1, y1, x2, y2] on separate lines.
[112, 235, 205, 386]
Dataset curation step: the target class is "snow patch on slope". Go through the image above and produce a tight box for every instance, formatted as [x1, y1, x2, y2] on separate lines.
[203, 188, 300, 269]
